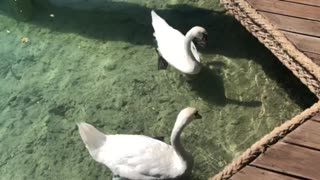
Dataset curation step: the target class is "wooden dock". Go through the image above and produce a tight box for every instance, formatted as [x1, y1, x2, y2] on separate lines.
[210, 0, 320, 179]
[232, 113, 320, 180]
[246, 0, 320, 66]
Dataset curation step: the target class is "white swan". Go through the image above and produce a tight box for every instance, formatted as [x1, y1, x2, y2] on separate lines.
[151, 10, 208, 75]
[78, 107, 202, 180]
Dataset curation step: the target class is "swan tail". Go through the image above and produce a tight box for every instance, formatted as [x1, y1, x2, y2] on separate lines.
[78, 122, 106, 152]
[151, 10, 159, 22]
[151, 10, 170, 35]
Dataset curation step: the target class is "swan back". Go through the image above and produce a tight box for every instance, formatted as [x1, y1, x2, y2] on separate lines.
[78, 123, 188, 179]
[151, 10, 202, 74]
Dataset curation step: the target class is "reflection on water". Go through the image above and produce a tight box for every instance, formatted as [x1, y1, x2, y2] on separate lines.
[0, 0, 317, 179]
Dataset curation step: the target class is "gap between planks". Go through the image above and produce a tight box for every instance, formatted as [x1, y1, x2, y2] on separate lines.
[283, 120, 320, 150]
[251, 141, 320, 179]
[312, 112, 320, 122]
[259, 11, 320, 38]
[279, 0, 320, 8]
[302, 51, 320, 66]
[281, 31, 320, 54]
[230, 165, 301, 180]
[246, 0, 320, 22]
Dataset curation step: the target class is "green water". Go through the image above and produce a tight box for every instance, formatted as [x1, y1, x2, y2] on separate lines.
[0, 0, 317, 179]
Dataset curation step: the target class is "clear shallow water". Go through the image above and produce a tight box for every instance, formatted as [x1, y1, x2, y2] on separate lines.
[0, 0, 317, 179]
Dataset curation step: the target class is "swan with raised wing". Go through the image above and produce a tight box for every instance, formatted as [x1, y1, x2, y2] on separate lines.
[78, 107, 202, 180]
[151, 10, 208, 75]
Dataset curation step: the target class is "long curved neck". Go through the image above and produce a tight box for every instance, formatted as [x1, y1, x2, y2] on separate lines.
[170, 118, 190, 161]
[184, 29, 198, 63]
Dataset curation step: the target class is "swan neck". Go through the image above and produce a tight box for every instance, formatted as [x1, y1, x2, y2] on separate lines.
[170, 117, 189, 161]
[184, 29, 197, 62]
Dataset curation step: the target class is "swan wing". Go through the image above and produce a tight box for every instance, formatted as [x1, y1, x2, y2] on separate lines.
[151, 10, 200, 70]
[151, 10, 185, 61]
[97, 135, 184, 180]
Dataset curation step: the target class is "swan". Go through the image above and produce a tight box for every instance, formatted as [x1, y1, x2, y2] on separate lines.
[78, 107, 202, 180]
[151, 10, 208, 75]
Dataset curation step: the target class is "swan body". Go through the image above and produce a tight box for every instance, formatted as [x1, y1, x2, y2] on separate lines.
[78, 107, 202, 180]
[151, 10, 208, 75]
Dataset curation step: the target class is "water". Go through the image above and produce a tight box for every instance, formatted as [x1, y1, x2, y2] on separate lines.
[0, 0, 317, 179]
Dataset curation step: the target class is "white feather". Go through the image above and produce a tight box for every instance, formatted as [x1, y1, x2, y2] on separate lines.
[78, 125, 185, 180]
[151, 10, 201, 74]
[78, 107, 199, 180]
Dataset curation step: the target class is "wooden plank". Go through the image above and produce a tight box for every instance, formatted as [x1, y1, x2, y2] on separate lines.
[282, 31, 320, 54]
[246, 0, 320, 22]
[280, 0, 320, 7]
[312, 112, 320, 122]
[283, 120, 320, 150]
[303, 51, 320, 66]
[260, 12, 320, 37]
[231, 166, 297, 180]
[252, 142, 320, 179]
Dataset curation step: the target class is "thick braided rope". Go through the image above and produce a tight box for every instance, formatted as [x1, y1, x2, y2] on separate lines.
[209, 101, 320, 180]
[207, 1, 320, 179]
[219, 0, 320, 98]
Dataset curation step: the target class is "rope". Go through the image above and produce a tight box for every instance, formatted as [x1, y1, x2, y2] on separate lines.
[209, 101, 320, 180]
[208, 0, 320, 179]
[219, 0, 320, 98]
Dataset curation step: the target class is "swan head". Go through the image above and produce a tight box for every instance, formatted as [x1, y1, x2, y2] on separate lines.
[190, 26, 208, 48]
[177, 107, 202, 126]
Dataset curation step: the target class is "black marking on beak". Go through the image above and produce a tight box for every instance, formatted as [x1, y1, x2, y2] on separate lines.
[194, 111, 202, 119]
[194, 33, 208, 48]
[201, 33, 208, 47]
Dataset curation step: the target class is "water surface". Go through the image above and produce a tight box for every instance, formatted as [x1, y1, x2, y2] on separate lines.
[0, 0, 317, 179]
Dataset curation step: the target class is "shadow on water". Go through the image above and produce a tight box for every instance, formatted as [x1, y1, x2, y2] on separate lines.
[188, 65, 262, 107]
[1, 1, 317, 107]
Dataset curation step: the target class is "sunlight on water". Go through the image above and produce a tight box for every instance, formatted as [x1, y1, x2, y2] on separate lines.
[0, 0, 317, 179]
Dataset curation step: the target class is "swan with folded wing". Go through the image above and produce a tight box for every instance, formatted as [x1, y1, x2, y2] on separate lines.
[151, 10, 208, 75]
[78, 107, 202, 180]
